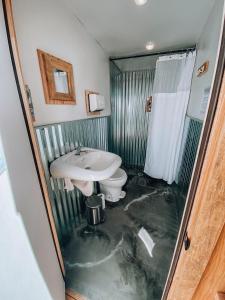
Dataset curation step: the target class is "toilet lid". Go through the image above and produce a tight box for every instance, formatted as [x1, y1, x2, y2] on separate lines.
[109, 168, 126, 181]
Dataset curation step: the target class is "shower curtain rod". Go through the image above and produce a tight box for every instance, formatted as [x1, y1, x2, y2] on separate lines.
[110, 46, 196, 61]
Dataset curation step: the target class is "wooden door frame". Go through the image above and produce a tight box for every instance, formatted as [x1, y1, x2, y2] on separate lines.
[167, 63, 225, 300]
[2, 0, 65, 277]
[192, 224, 225, 299]
[163, 13, 225, 300]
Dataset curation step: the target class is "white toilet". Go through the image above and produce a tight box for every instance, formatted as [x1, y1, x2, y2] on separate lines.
[99, 168, 127, 202]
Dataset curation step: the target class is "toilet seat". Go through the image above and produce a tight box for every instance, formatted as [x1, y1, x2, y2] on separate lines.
[99, 168, 127, 202]
[100, 168, 127, 185]
[107, 168, 126, 181]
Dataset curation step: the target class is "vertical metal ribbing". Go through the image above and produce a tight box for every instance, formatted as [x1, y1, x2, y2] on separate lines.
[36, 129, 62, 241]
[178, 118, 203, 187]
[109, 69, 155, 168]
[36, 117, 109, 245]
[109, 65, 202, 183]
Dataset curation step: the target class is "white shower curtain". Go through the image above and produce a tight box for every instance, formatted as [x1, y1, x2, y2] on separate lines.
[144, 51, 196, 184]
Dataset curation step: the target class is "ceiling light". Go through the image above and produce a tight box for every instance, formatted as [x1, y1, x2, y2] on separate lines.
[134, 0, 148, 6]
[146, 41, 155, 51]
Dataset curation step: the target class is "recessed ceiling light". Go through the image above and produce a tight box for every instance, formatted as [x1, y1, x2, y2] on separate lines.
[146, 41, 155, 51]
[134, 0, 148, 6]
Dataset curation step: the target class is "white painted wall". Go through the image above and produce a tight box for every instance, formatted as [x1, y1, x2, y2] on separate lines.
[187, 0, 224, 121]
[13, 0, 110, 126]
[0, 156, 52, 300]
[0, 3, 64, 299]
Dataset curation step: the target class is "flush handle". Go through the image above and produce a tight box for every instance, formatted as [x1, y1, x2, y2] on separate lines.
[184, 232, 191, 251]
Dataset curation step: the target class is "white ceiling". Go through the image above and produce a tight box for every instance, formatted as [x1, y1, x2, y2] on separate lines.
[62, 0, 216, 57]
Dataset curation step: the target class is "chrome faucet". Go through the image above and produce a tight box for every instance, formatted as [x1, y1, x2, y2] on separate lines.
[75, 143, 82, 155]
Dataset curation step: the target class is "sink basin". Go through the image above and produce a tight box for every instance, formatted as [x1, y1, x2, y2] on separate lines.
[50, 147, 122, 182]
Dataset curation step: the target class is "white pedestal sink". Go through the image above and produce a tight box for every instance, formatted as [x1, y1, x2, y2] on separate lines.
[50, 147, 122, 196]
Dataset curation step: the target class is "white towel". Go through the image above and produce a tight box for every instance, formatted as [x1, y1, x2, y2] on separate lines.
[64, 178, 74, 191]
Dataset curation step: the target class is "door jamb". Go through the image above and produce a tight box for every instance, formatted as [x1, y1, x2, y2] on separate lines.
[162, 13, 225, 300]
[2, 0, 65, 277]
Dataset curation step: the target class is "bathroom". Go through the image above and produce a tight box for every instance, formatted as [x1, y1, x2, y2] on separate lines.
[1, 0, 225, 299]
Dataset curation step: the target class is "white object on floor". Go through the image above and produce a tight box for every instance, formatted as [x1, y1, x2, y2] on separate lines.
[144, 51, 196, 184]
[138, 227, 155, 258]
[99, 168, 127, 202]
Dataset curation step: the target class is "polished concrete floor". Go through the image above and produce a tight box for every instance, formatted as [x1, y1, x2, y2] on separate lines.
[62, 169, 186, 300]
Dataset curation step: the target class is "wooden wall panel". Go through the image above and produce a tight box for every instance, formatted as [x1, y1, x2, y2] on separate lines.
[167, 73, 225, 299]
[192, 224, 225, 299]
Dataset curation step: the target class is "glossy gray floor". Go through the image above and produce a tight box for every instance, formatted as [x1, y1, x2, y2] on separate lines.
[62, 169, 186, 300]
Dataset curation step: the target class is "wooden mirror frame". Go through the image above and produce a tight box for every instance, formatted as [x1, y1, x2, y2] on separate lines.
[37, 49, 76, 105]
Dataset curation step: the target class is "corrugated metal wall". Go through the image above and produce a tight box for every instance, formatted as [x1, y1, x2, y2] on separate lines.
[178, 118, 203, 187]
[109, 70, 155, 167]
[109, 67, 203, 186]
[36, 117, 108, 245]
[36, 72, 202, 245]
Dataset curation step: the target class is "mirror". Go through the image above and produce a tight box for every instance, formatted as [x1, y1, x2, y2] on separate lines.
[53, 69, 69, 94]
[37, 49, 76, 105]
